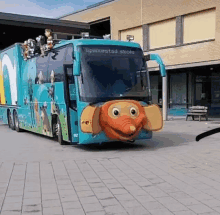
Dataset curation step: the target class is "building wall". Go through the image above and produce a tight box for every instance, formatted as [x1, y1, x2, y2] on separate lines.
[120, 26, 143, 48]
[60, 0, 220, 116]
[61, 0, 220, 68]
[60, 0, 142, 41]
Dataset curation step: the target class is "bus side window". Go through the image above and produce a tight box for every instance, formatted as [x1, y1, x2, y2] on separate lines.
[64, 45, 74, 85]
[36, 54, 50, 84]
[48, 47, 66, 83]
[65, 44, 74, 64]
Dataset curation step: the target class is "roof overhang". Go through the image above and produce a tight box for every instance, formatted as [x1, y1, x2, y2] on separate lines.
[0, 12, 90, 34]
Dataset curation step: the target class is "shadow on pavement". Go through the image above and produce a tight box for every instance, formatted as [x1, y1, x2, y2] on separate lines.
[1, 123, 196, 152]
[73, 131, 196, 152]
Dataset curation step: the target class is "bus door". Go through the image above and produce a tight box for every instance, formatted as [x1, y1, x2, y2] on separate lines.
[63, 64, 79, 143]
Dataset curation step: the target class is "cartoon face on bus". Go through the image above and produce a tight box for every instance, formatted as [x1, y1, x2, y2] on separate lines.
[80, 100, 163, 141]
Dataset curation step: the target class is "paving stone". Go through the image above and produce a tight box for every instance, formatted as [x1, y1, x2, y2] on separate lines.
[142, 201, 166, 210]
[4, 196, 23, 204]
[41, 188, 58, 194]
[198, 212, 220, 215]
[60, 195, 78, 202]
[24, 191, 41, 199]
[95, 191, 114, 200]
[176, 197, 200, 206]
[80, 196, 99, 204]
[168, 191, 190, 199]
[155, 196, 179, 205]
[82, 202, 103, 213]
[114, 193, 135, 201]
[63, 208, 85, 215]
[148, 208, 174, 215]
[58, 189, 76, 196]
[42, 199, 61, 208]
[1, 211, 22, 215]
[189, 192, 213, 201]
[110, 188, 128, 195]
[62, 201, 82, 209]
[57, 184, 74, 190]
[163, 203, 188, 212]
[22, 212, 42, 215]
[22, 204, 41, 213]
[125, 206, 151, 215]
[172, 211, 196, 215]
[24, 186, 40, 192]
[42, 193, 60, 201]
[200, 198, 220, 207]
[187, 204, 214, 214]
[92, 187, 109, 193]
[1, 203, 22, 211]
[88, 182, 105, 188]
[100, 198, 119, 206]
[42, 206, 63, 215]
[23, 198, 42, 206]
[77, 191, 95, 198]
[213, 206, 220, 212]
[6, 190, 23, 197]
[135, 194, 155, 203]
[104, 204, 128, 214]
[75, 186, 91, 192]
[86, 211, 106, 215]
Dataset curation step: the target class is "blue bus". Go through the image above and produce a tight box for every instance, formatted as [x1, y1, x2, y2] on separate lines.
[0, 36, 166, 145]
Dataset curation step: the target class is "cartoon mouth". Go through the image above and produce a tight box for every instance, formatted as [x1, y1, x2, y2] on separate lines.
[110, 126, 142, 140]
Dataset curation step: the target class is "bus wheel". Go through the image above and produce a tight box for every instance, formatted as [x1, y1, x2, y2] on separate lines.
[8, 111, 15, 130]
[56, 118, 64, 145]
[14, 111, 21, 132]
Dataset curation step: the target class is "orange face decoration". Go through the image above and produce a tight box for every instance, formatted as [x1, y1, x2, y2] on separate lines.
[80, 100, 163, 141]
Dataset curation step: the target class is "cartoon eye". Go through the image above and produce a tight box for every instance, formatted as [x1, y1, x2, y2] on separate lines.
[130, 107, 137, 116]
[112, 108, 120, 116]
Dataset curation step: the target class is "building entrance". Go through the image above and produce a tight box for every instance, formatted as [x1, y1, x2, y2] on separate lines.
[195, 69, 220, 116]
[195, 75, 211, 107]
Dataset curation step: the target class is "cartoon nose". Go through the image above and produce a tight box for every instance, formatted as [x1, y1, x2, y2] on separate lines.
[130, 126, 136, 132]
[123, 125, 136, 134]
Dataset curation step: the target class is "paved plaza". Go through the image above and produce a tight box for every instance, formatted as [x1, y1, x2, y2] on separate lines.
[0, 117, 220, 215]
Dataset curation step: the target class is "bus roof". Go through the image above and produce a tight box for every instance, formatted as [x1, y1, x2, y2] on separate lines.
[54, 39, 142, 49]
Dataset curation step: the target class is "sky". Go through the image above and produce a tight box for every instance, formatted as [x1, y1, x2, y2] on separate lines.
[0, 0, 104, 18]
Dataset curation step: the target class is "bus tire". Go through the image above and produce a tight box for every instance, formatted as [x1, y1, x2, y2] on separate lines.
[8, 111, 15, 130]
[56, 117, 64, 145]
[14, 111, 21, 132]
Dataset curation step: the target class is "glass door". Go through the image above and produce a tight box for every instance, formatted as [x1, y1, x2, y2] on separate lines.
[63, 64, 78, 143]
[169, 73, 187, 116]
[195, 75, 211, 108]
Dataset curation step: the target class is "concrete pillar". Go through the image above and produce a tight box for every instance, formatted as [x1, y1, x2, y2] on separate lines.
[162, 75, 168, 121]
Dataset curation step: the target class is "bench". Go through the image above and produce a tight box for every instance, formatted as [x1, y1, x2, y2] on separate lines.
[186, 106, 208, 121]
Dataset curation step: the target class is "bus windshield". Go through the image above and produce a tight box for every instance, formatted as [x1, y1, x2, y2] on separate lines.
[78, 45, 150, 104]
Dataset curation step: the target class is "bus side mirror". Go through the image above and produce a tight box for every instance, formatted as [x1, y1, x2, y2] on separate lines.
[73, 51, 81, 76]
[144, 54, 166, 77]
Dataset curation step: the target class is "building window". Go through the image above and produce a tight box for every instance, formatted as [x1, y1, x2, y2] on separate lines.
[183, 8, 215, 44]
[149, 18, 176, 49]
